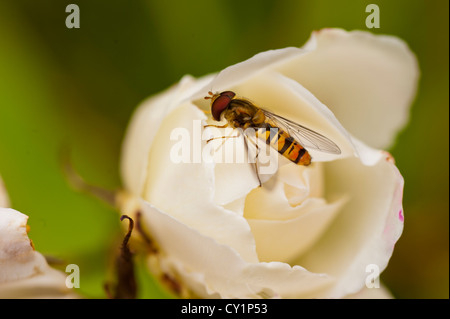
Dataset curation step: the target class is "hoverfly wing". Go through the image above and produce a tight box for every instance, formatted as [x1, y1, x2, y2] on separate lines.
[261, 109, 341, 155]
[241, 127, 280, 183]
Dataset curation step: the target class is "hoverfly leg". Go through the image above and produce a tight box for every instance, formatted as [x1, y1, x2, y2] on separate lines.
[204, 122, 240, 156]
[253, 143, 262, 187]
[204, 123, 236, 151]
[205, 135, 239, 144]
[205, 133, 240, 155]
[242, 131, 262, 187]
[203, 124, 228, 129]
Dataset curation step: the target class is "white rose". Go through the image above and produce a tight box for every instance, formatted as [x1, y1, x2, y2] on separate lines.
[119, 29, 418, 298]
[0, 178, 77, 298]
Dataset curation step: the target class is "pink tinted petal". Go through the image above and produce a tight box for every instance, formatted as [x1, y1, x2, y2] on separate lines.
[138, 200, 334, 298]
[296, 156, 405, 298]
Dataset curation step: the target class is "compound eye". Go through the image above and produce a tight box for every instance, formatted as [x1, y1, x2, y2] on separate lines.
[211, 91, 235, 121]
[219, 91, 236, 99]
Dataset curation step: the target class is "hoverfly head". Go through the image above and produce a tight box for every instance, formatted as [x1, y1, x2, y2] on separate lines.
[205, 90, 236, 121]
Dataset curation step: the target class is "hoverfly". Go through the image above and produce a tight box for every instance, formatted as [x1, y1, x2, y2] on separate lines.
[204, 91, 341, 183]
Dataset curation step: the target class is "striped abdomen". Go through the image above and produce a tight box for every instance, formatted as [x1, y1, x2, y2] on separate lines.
[256, 123, 312, 166]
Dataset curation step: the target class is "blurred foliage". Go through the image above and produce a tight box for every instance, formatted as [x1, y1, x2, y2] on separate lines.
[0, 0, 448, 298]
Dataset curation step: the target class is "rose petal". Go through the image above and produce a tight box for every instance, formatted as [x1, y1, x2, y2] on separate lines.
[138, 200, 335, 298]
[211, 135, 261, 205]
[244, 163, 325, 221]
[121, 74, 215, 196]
[193, 28, 418, 149]
[140, 103, 258, 262]
[295, 154, 404, 298]
[191, 47, 306, 101]
[244, 162, 348, 263]
[0, 209, 43, 283]
[0, 267, 75, 299]
[276, 28, 419, 149]
[0, 208, 76, 298]
[345, 283, 393, 299]
[248, 197, 345, 263]
[241, 262, 334, 298]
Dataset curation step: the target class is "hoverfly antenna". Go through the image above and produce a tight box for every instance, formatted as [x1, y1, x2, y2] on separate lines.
[204, 91, 214, 100]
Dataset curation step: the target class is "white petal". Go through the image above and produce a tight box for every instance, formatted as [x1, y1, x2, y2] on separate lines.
[0, 269, 75, 299]
[244, 163, 347, 263]
[345, 283, 394, 299]
[244, 163, 326, 221]
[139, 200, 334, 298]
[192, 47, 306, 100]
[121, 74, 215, 196]
[0, 208, 76, 298]
[211, 135, 261, 206]
[248, 197, 345, 263]
[192, 28, 419, 149]
[0, 209, 42, 283]
[276, 28, 419, 149]
[296, 155, 404, 298]
[140, 103, 258, 262]
[241, 262, 334, 298]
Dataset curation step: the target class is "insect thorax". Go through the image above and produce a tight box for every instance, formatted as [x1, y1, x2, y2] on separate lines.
[224, 99, 263, 129]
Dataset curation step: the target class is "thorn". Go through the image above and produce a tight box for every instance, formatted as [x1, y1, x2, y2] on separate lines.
[60, 143, 117, 207]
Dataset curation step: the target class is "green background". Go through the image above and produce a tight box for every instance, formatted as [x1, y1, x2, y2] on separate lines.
[0, 0, 448, 299]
